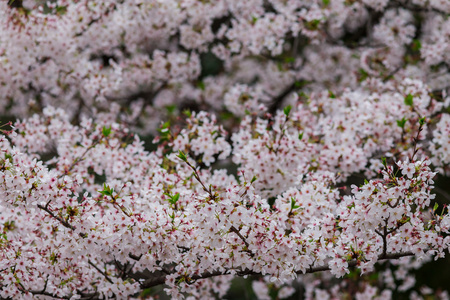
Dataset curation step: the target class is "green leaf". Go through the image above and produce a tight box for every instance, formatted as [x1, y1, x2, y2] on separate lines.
[298, 132, 304, 140]
[167, 193, 180, 205]
[404, 94, 414, 106]
[419, 117, 426, 126]
[177, 150, 187, 162]
[219, 111, 234, 120]
[157, 121, 171, 139]
[162, 121, 170, 129]
[166, 104, 176, 114]
[157, 121, 171, 137]
[283, 105, 292, 117]
[328, 90, 336, 99]
[411, 39, 421, 51]
[250, 175, 257, 184]
[197, 81, 205, 91]
[322, 0, 330, 5]
[433, 202, 439, 212]
[381, 157, 387, 168]
[396, 118, 407, 128]
[102, 126, 111, 137]
[173, 193, 180, 202]
[98, 184, 113, 197]
[298, 91, 308, 98]
[183, 109, 192, 118]
[290, 197, 300, 210]
[305, 19, 321, 30]
[358, 68, 369, 82]
[284, 56, 295, 64]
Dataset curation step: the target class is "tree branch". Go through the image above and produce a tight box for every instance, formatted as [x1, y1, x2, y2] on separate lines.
[37, 203, 76, 231]
[229, 225, 255, 258]
[88, 260, 114, 284]
[268, 81, 298, 115]
[139, 250, 416, 289]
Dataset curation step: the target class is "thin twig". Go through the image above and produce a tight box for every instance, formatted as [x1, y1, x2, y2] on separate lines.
[229, 225, 255, 258]
[140, 250, 416, 289]
[88, 260, 114, 284]
[37, 203, 75, 231]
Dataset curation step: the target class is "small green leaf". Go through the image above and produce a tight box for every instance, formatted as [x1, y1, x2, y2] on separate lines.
[250, 175, 257, 184]
[177, 150, 187, 162]
[102, 126, 111, 137]
[396, 118, 407, 128]
[283, 105, 292, 117]
[183, 109, 192, 118]
[305, 19, 321, 30]
[381, 157, 387, 168]
[322, 0, 330, 5]
[404, 94, 414, 106]
[290, 197, 300, 210]
[98, 184, 113, 196]
[419, 117, 426, 126]
[162, 121, 170, 129]
[433, 202, 439, 212]
[167, 193, 180, 205]
[298, 91, 308, 98]
[172, 193, 180, 202]
[157, 121, 171, 137]
[411, 39, 421, 51]
[328, 90, 336, 99]
[298, 132, 304, 140]
[166, 104, 176, 114]
[284, 56, 295, 64]
[358, 68, 369, 82]
[55, 6, 68, 15]
[197, 81, 205, 91]
[219, 111, 234, 120]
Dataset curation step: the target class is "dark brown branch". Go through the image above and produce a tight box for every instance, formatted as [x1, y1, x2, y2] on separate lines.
[229, 226, 255, 258]
[268, 81, 298, 115]
[18, 276, 71, 300]
[129, 253, 142, 261]
[88, 260, 114, 284]
[140, 250, 416, 289]
[410, 121, 424, 162]
[37, 203, 76, 231]
[16, 250, 417, 298]
[388, 0, 448, 14]
[375, 220, 389, 257]
[140, 275, 167, 289]
[75, 290, 102, 300]
[7, 0, 23, 8]
[183, 159, 217, 201]
[60, 141, 101, 178]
